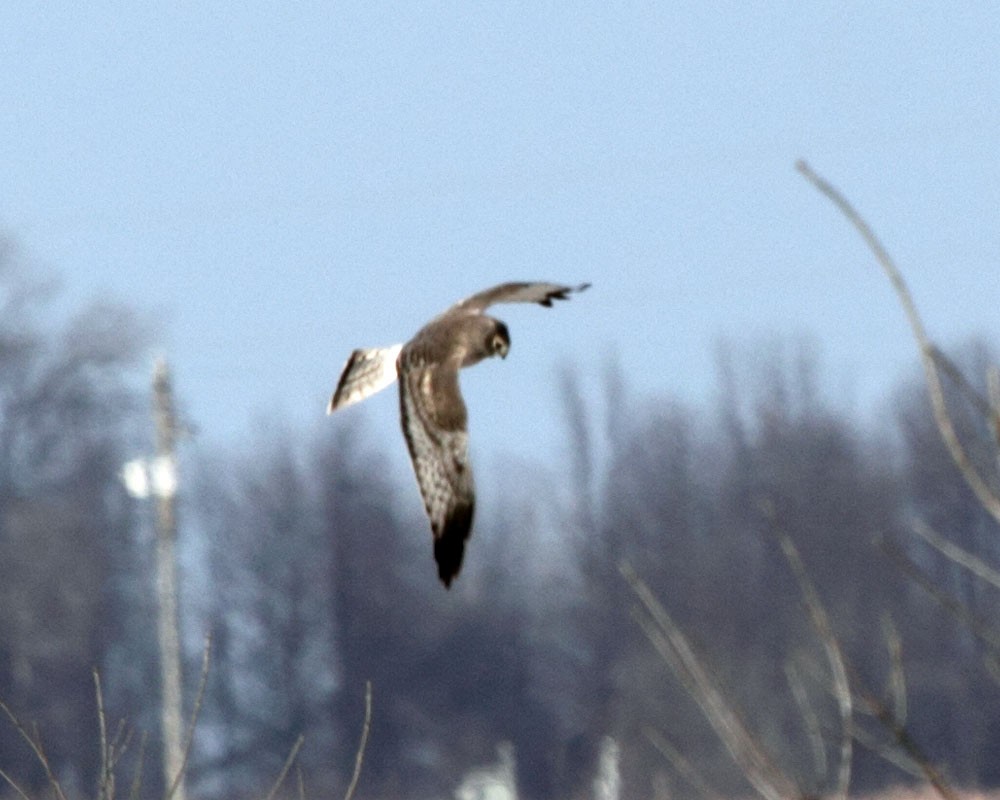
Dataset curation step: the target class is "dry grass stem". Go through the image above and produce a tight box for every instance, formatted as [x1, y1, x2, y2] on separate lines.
[797, 160, 1000, 526]
[343, 680, 373, 800]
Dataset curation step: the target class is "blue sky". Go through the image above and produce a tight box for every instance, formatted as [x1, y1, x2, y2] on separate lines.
[3, 3, 999, 475]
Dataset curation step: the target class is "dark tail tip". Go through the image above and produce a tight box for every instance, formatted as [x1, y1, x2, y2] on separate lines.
[433, 501, 474, 588]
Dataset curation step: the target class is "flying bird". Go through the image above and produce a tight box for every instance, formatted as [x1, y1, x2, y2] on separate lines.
[327, 281, 590, 587]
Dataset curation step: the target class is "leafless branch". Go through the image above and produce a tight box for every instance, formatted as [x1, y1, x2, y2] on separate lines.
[130, 732, 149, 800]
[850, 722, 926, 779]
[343, 680, 373, 800]
[763, 509, 852, 800]
[264, 735, 305, 800]
[296, 765, 306, 800]
[928, 345, 994, 420]
[797, 159, 1000, 526]
[0, 766, 31, 800]
[910, 517, 1000, 592]
[95, 669, 115, 800]
[93, 672, 136, 800]
[882, 615, 907, 726]
[165, 632, 213, 800]
[644, 726, 725, 800]
[988, 366, 1000, 453]
[784, 551, 959, 800]
[784, 660, 827, 780]
[853, 680, 959, 800]
[622, 562, 799, 800]
[0, 697, 69, 800]
[881, 536, 1000, 654]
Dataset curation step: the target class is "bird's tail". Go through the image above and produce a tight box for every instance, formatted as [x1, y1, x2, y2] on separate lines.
[327, 344, 403, 413]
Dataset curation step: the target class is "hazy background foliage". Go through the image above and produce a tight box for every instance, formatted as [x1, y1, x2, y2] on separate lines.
[2, 239, 999, 798]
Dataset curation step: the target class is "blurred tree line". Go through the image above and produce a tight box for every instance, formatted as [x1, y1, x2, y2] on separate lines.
[0, 240, 157, 794]
[2, 238, 999, 799]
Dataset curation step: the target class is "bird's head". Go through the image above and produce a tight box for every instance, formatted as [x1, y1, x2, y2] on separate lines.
[488, 321, 510, 359]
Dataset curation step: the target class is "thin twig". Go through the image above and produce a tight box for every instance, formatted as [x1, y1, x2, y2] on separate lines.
[881, 536, 1000, 653]
[928, 345, 994, 420]
[988, 366, 1000, 453]
[853, 681, 959, 800]
[910, 517, 1000, 592]
[816, 545, 962, 800]
[264, 735, 306, 800]
[850, 722, 925, 779]
[622, 562, 799, 800]
[343, 681, 373, 800]
[882, 614, 907, 726]
[784, 660, 827, 781]
[93, 669, 141, 800]
[781, 539, 959, 800]
[644, 727, 724, 800]
[765, 513, 852, 800]
[165, 632, 214, 800]
[296, 765, 306, 800]
[797, 159, 1000, 526]
[94, 669, 114, 800]
[130, 732, 149, 800]
[0, 766, 31, 800]
[0, 697, 69, 800]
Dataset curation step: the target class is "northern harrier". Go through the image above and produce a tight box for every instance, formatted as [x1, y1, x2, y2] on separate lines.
[327, 281, 590, 587]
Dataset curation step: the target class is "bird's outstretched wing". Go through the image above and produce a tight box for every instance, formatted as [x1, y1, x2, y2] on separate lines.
[398, 359, 474, 587]
[327, 344, 403, 413]
[450, 281, 591, 314]
[326, 280, 590, 587]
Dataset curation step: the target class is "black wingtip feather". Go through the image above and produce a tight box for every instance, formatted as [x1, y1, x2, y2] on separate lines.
[329, 349, 362, 411]
[433, 501, 475, 588]
[541, 282, 591, 307]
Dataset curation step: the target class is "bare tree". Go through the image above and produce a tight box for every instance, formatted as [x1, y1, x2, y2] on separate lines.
[194, 429, 337, 793]
[0, 237, 153, 791]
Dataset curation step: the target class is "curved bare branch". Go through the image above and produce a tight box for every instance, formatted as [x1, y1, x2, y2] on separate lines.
[797, 160, 1000, 526]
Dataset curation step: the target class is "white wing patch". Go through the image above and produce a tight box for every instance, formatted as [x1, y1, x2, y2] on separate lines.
[327, 344, 403, 413]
